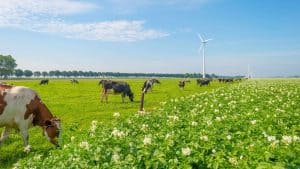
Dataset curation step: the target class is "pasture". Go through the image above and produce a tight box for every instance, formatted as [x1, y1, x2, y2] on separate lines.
[0, 78, 226, 168]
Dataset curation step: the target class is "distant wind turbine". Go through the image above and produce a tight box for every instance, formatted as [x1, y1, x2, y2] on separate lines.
[197, 33, 213, 78]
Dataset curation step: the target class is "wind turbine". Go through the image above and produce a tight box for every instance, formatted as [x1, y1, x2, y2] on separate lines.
[197, 34, 213, 78]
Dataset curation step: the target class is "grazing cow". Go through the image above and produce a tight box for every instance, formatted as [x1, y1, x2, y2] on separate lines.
[142, 79, 160, 93]
[197, 79, 211, 86]
[178, 79, 191, 90]
[99, 80, 134, 102]
[40, 79, 49, 85]
[0, 84, 61, 152]
[70, 79, 79, 84]
[218, 78, 234, 83]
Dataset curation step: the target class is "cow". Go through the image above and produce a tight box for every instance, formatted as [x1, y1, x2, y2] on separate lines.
[0, 84, 61, 152]
[40, 79, 49, 85]
[70, 79, 79, 84]
[142, 79, 160, 93]
[178, 79, 191, 90]
[197, 79, 211, 86]
[218, 78, 234, 83]
[99, 80, 134, 102]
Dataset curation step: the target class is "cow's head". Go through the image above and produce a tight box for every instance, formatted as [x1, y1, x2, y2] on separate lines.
[128, 92, 134, 102]
[44, 118, 61, 146]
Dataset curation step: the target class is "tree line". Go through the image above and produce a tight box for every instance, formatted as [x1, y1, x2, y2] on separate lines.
[12, 69, 217, 78]
[0, 54, 219, 79]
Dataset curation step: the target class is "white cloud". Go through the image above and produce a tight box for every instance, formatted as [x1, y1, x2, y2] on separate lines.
[0, 0, 168, 42]
[39, 20, 169, 41]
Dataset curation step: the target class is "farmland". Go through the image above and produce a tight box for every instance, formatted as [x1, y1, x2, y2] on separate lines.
[1, 79, 300, 168]
[0, 78, 225, 168]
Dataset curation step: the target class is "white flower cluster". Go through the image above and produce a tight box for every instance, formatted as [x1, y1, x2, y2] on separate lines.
[143, 136, 152, 145]
[168, 115, 179, 122]
[200, 135, 209, 142]
[90, 120, 98, 134]
[181, 147, 191, 156]
[79, 141, 89, 150]
[141, 124, 149, 131]
[111, 128, 126, 138]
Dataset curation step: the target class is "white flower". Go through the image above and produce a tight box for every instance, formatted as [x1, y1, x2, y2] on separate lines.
[168, 115, 179, 122]
[262, 132, 268, 137]
[112, 152, 120, 162]
[200, 135, 209, 142]
[206, 120, 212, 126]
[293, 135, 300, 141]
[111, 128, 126, 138]
[24, 145, 31, 153]
[79, 141, 89, 150]
[229, 157, 238, 165]
[227, 135, 232, 140]
[282, 135, 292, 144]
[255, 108, 259, 112]
[91, 120, 97, 126]
[191, 121, 198, 126]
[212, 149, 216, 153]
[143, 136, 152, 145]
[181, 147, 191, 156]
[141, 124, 149, 131]
[113, 112, 120, 118]
[216, 117, 222, 121]
[250, 120, 257, 125]
[267, 136, 276, 142]
[70, 136, 75, 142]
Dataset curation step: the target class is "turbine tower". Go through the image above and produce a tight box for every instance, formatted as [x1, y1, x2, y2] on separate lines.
[197, 34, 213, 78]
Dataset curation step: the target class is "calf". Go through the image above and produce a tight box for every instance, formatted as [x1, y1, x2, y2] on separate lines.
[142, 79, 160, 93]
[40, 79, 49, 85]
[0, 84, 61, 152]
[99, 80, 134, 102]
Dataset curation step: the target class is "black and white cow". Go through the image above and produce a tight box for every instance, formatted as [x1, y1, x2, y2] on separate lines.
[142, 79, 160, 93]
[197, 79, 211, 86]
[99, 80, 134, 102]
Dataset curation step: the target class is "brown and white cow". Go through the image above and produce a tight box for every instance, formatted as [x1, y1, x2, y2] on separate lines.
[0, 84, 61, 152]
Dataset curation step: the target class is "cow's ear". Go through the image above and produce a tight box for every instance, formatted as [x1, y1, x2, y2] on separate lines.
[45, 120, 52, 126]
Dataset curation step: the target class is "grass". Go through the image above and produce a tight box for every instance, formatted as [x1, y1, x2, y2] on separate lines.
[0, 78, 228, 169]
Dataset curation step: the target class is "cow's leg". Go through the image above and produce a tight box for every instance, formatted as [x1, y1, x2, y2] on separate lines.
[19, 128, 30, 152]
[121, 93, 125, 103]
[105, 90, 108, 102]
[0, 127, 11, 145]
[100, 89, 104, 102]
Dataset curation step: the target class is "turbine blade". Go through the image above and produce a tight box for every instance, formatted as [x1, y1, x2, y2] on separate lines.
[206, 39, 213, 41]
[197, 33, 204, 42]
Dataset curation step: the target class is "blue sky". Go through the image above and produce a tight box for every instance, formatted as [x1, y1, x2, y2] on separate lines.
[0, 0, 299, 77]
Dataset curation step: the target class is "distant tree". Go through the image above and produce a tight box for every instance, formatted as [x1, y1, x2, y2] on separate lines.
[49, 71, 55, 77]
[14, 69, 24, 78]
[23, 70, 33, 77]
[33, 71, 41, 77]
[0, 54, 17, 78]
[42, 71, 48, 78]
[54, 70, 61, 78]
[72, 70, 79, 77]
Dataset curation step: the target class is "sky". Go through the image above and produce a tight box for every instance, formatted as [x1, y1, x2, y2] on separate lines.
[0, 0, 299, 77]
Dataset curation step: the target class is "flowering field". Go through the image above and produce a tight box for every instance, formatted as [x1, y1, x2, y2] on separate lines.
[12, 79, 300, 168]
[0, 78, 225, 168]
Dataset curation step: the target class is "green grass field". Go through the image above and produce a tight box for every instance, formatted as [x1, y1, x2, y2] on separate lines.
[0, 78, 227, 169]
